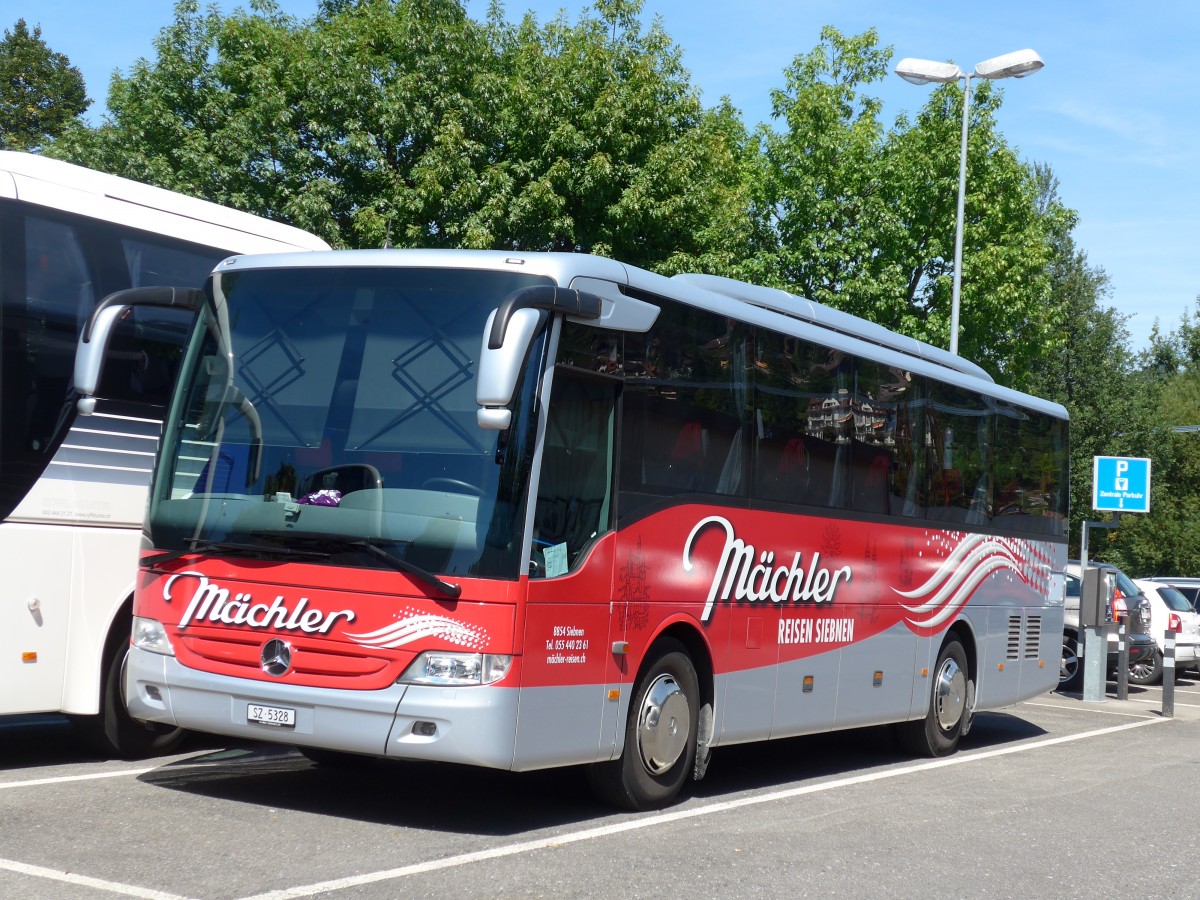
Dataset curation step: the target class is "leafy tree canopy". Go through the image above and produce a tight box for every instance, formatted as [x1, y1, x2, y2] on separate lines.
[749, 27, 1067, 386]
[52, 0, 752, 271]
[0, 18, 90, 151]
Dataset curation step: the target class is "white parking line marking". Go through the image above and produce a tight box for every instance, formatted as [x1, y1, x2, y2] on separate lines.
[0, 767, 156, 791]
[0, 752, 241, 791]
[1125, 697, 1200, 708]
[0, 858, 193, 899]
[238, 717, 1167, 900]
[1023, 701, 1156, 718]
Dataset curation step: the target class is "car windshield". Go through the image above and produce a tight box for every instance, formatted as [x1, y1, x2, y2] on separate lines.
[147, 265, 552, 580]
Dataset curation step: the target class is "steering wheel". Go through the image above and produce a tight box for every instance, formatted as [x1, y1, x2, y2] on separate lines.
[421, 478, 484, 497]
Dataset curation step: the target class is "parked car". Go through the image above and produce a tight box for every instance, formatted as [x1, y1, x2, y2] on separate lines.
[1134, 580, 1200, 682]
[1060, 561, 1155, 691]
[1141, 576, 1200, 611]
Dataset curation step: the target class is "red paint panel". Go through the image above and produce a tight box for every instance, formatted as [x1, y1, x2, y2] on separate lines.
[135, 561, 517, 690]
[522, 536, 618, 688]
[136, 506, 1058, 691]
[612, 505, 1058, 676]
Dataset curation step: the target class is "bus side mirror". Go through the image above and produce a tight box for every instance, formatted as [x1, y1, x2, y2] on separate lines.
[476, 307, 544, 430]
[74, 286, 205, 415]
[475, 285, 603, 431]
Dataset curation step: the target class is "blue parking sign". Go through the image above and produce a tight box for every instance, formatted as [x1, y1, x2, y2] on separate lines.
[1092, 456, 1151, 513]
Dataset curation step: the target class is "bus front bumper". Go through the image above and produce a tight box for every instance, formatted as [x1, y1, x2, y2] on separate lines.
[124, 647, 519, 768]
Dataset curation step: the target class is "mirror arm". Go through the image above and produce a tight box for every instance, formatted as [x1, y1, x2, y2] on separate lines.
[487, 285, 602, 350]
[81, 286, 206, 344]
[76, 286, 207, 415]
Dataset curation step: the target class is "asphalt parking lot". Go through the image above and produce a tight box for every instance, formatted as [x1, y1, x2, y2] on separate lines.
[3, 677, 1200, 900]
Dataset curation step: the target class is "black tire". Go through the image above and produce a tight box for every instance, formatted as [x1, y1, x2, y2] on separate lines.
[897, 638, 969, 758]
[1128, 649, 1163, 686]
[72, 619, 184, 759]
[587, 639, 699, 810]
[1058, 632, 1083, 692]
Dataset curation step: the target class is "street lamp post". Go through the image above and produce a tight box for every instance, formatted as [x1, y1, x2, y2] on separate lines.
[894, 49, 1044, 356]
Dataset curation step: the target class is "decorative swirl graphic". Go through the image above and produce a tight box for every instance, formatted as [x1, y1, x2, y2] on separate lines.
[346, 611, 487, 650]
[896, 533, 1047, 631]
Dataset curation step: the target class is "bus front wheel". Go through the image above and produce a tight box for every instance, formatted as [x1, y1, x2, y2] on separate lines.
[896, 638, 970, 758]
[587, 639, 699, 811]
[72, 618, 184, 759]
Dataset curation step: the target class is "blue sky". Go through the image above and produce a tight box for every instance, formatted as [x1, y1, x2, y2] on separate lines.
[16, 0, 1199, 353]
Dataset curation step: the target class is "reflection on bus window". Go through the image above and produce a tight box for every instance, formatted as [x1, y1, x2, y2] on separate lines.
[532, 369, 618, 577]
[926, 381, 991, 526]
[617, 305, 749, 519]
[560, 298, 1066, 541]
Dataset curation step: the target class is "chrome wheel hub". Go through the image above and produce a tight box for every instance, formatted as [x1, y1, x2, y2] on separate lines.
[934, 656, 967, 732]
[637, 673, 690, 775]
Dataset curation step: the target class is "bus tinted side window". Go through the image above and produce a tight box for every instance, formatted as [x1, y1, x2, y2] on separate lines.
[94, 236, 229, 407]
[21, 214, 95, 429]
[752, 332, 850, 510]
[618, 300, 749, 519]
[532, 367, 618, 576]
[851, 359, 924, 517]
[994, 403, 1068, 538]
[753, 340, 925, 519]
[926, 381, 992, 526]
[566, 308, 1065, 541]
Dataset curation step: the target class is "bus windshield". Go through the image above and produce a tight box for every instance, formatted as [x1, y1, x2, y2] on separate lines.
[148, 265, 551, 580]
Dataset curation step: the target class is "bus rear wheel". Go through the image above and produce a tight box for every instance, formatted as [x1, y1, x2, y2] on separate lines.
[897, 638, 969, 758]
[587, 639, 698, 811]
[72, 619, 184, 759]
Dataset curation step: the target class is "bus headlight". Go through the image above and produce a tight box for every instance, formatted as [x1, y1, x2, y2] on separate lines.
[131, 616, 175, 656]
[398, 652, 512, 686]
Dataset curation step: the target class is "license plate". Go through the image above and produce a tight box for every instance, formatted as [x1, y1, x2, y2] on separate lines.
[247, 703, 296, 728]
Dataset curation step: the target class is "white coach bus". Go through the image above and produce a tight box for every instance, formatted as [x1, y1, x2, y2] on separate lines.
[0, 152, 330, 756]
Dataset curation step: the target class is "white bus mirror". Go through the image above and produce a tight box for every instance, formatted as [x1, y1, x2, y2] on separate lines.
[475, 285, 602, 430]
[476, 308, 543, 430]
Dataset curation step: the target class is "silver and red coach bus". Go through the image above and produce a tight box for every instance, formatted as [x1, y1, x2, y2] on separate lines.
[76, 250, 1068, 808]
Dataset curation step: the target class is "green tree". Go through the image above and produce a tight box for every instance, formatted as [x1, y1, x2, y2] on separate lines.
[749, 27, 1062, 384]
[0, 18, 90, 151]
[51, 0, 754, 268]
[748, 27, 893, 304]
[50, 1, 341, 242]
[1023, 167, 1160, 563]
[1142, 297, 1200, 376]
[1103, 298, 1200, 575]
[479, 0, 755, 272]
[886, 82, 1060, 383]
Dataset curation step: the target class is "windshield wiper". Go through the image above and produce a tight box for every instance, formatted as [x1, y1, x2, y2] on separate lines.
[142, 537, 327, 568]
[251, 531, 462, 600]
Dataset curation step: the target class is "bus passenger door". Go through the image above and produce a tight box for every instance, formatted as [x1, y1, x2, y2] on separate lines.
[514, 368, 623, 768]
